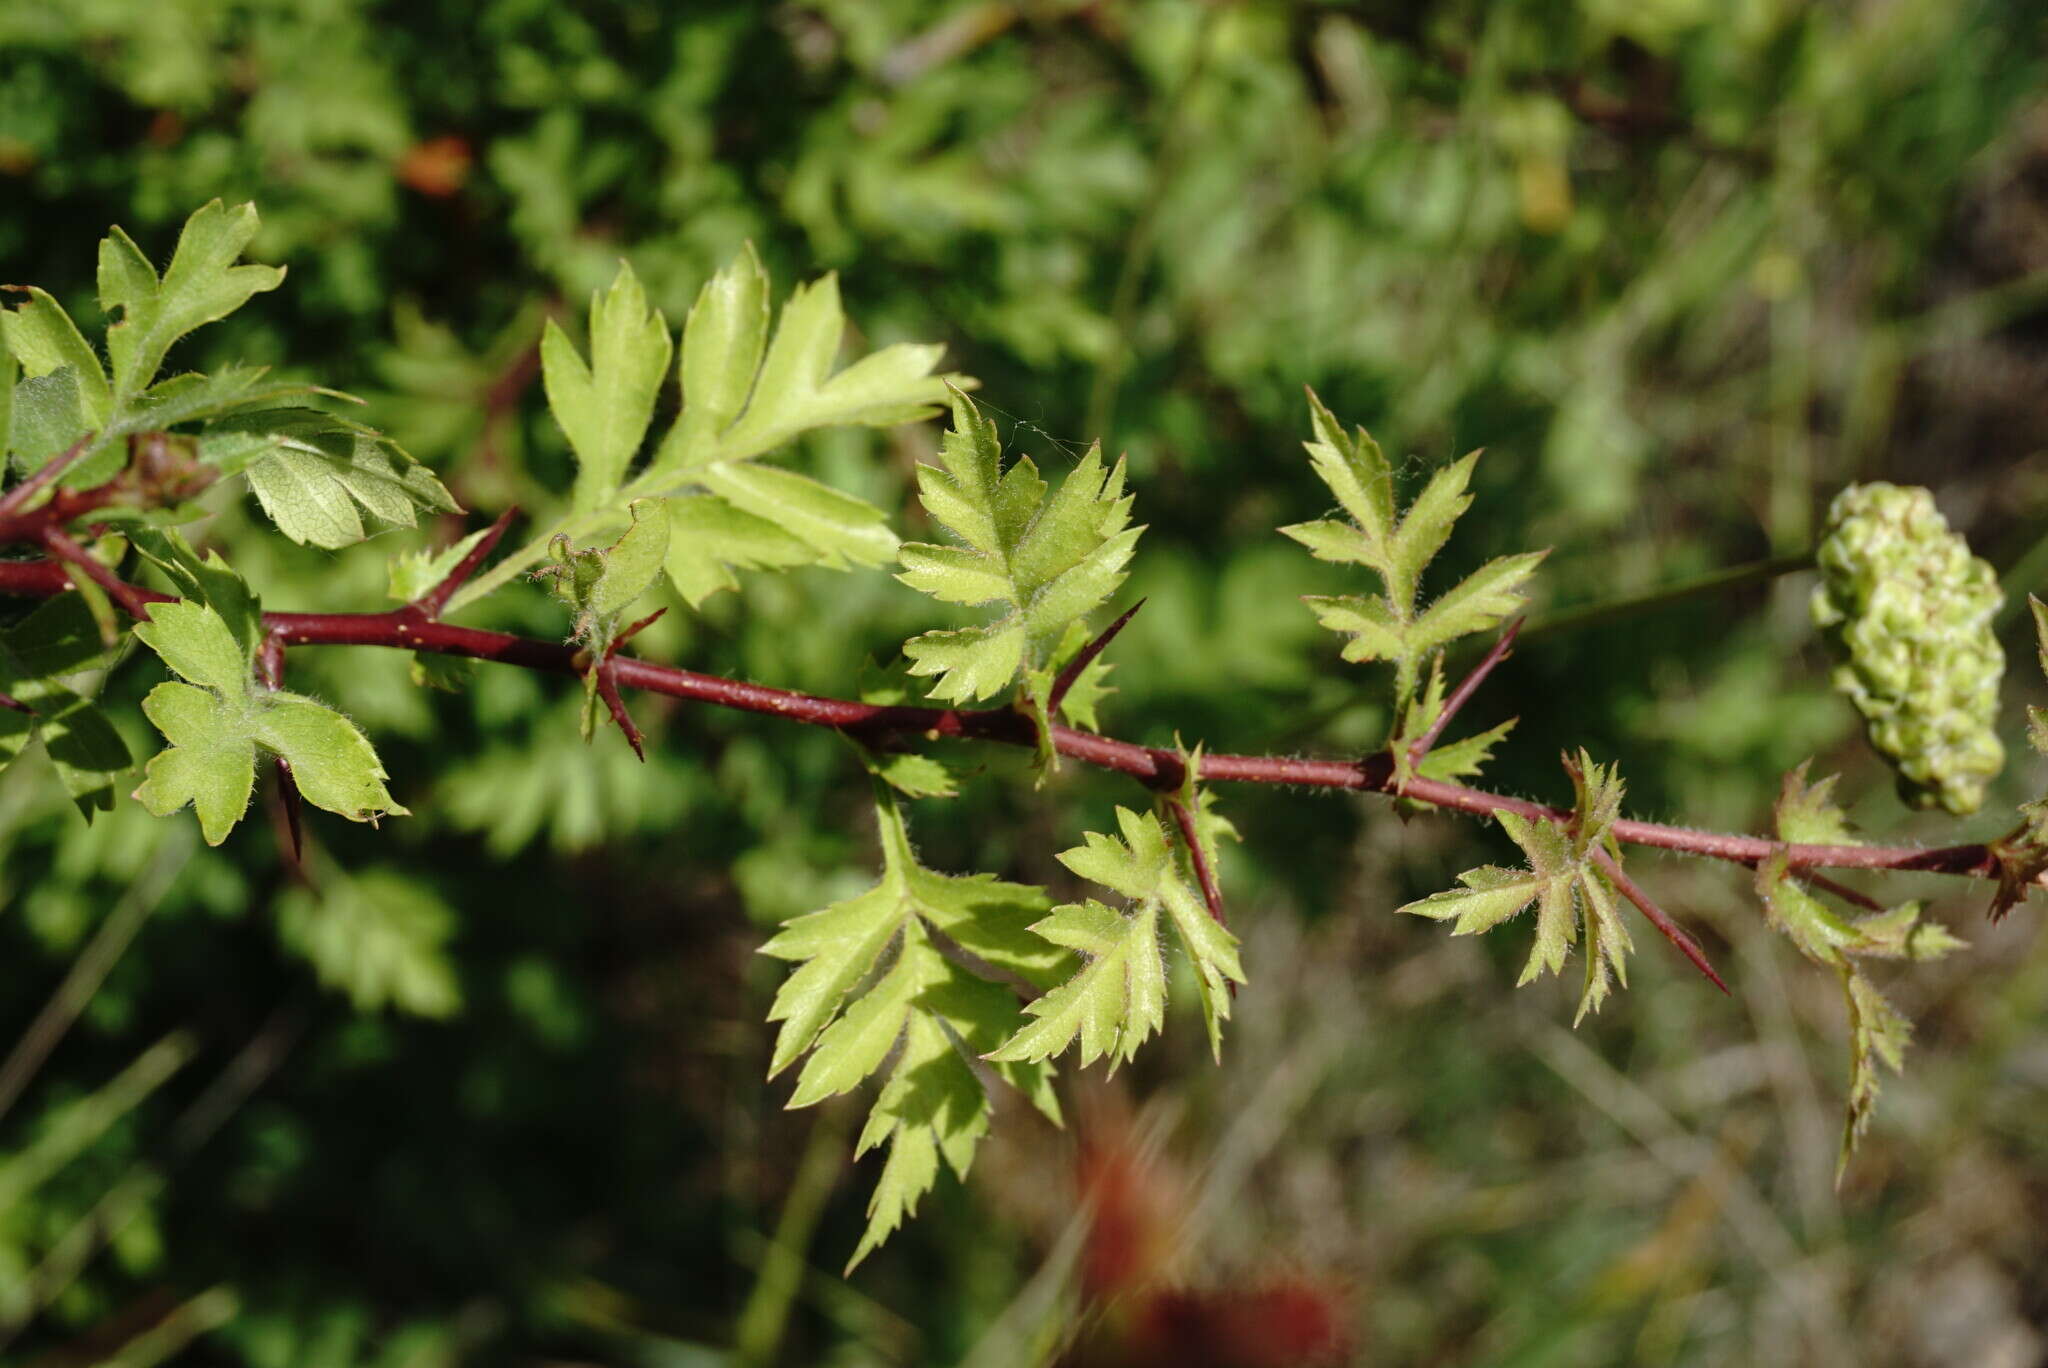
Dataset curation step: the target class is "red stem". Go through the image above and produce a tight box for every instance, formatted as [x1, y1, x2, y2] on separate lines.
[0, 434, 96, 519]
[411, 506, 517, 619]
[40, 526, 157, 620]
[1047, 598, 1144, 718]
[1593, 848, 1730, 994]
[1166, 795, 1228, 930]
[0, 554, 2023, 888]
[1408, 616, 1520, 767]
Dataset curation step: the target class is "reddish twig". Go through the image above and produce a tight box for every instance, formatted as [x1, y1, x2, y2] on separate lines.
[0, 434, 96, 520]
[593, 661, 645, 760]
[0, 552, 2030, 894]
[1593, 848, 1729, 993]
[1047, 599, 1145, 718]
[1166, 791, 1235, 997]
[40, 526, 156, 620]
[1166, 795, 1227, 930]
[1408, 616, 1521, 767]
[410, 506, 517, 620]
[1796, 870, 1886, 914]
[0, 692, 33, 715]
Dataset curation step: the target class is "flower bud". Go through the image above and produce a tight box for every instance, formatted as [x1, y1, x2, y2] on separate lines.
[1812, 483, 2004, 815]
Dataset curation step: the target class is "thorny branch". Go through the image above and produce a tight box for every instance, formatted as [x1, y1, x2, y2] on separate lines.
[0, 488, 2036, 972]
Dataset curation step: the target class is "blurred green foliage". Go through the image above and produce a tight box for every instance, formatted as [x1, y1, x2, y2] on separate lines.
[3, 0, 2047, 1364]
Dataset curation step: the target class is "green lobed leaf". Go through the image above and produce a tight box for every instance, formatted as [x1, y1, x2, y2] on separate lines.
[986, 900, 1165, 1070]
[759, 786, 1059, 1266]
[1404, 553, 1546, 657]
[1405, 777, 1637, 1023]
[253, 694, 407, 824]
[133, 681, 257, 845]
[128, 527, 263, 660]
[201, 408, 459, 550]
[462, 246, 949, 613]
[1564, 747, 1624, 859]
[642, 251, 951, 477]
[1416, 718, 1516, 782]
[1774, 762, 1860, 846]
[663, 493, 818, 606]
[1284, 391, 1545, 715]
[993, 805, 1242, 1066]
[8, 367, 100, 481]
[132, 598, 406, 845]
[1840, 969, 1910, 1180]
[99, 201, 286, 404]
[841, 934, 1053, 1273]
[898, 389, 1142, 707]
[133, 599, 251, 698]
[698, 461, 896, 568]
[542, 262, 673, 512]
[388, 526, 493, 603]
[663, 241, 771, 467]
[1399, 865, 1543, 936]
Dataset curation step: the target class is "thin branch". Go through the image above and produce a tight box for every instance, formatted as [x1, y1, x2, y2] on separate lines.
[1593, 848, 1729, 993]
[0, 553, 2028, 890]
[410, 505, 518, 619]
[1166, 795, 1227, 930]
[593, 660, 646, 760]
[1047, 598, 1144, 718]
[1409, 615, 1521, 765]
[40, 525, 156, 620]
[1796, 870, 1886, 914]
[0, 433, 97, 519]
[0, 691, 33, 715]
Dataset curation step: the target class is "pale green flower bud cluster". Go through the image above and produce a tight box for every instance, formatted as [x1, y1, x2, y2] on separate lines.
[1812, 482, 2004, 815]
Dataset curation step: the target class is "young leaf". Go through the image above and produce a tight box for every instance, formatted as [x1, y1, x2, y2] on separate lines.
[985, 899, 1165, 1070]
[388, 526, 495, 603]
[897, 389, 1142, 712]
[1283, 389, 1544, 718]
[99, 200, 286, 405]
[461, 246, 953, 613]
[1399, 753, 1634, 1022]
[667, 242, 770, 462]
[1755, 765, 1968, 1177]
[990, 806, 1244, 1067]
[542, 263, 673, 512]
[1416, 718, 1516, 782]
[760, 788, 1062, 1267]
[530, 498, 671, 744]
[131, 597, 405, 845]
[128, 527, 263, 659]
[652, 269, 950, 474]
[1841, 968, 1910, 1172]
[132, 680, 259, 846]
